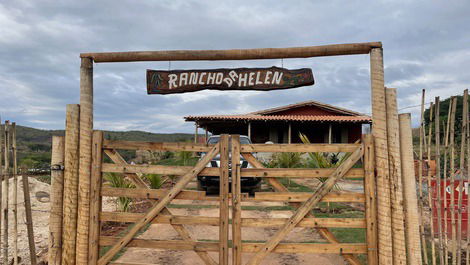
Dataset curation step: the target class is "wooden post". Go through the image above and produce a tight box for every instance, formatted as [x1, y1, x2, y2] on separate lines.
[62, 104, 80, 265]
[49, 136, 65, 265]
[328, 124, 332, 144]
[466, 90, 470, 265]
[435, 97, 445, 265]
[88, 131, 103, 265]
[363, 134, 378, 265]
[194, 123, 198, 143]
[370, 48, 393, 265]
[457, 90, 468, 265]
[419, 89, 429, 265]
[426, 102, 437, 265]
[399, 113, 423, 265]
[248, 122, 251, 139]
[205, 127, 209, 143]
[3, 121, 10, 265]
[385, 87, 407, 265]
[219, 135, 230, 265]
[22, 172, 37, 265]
[231, 135, 242, 265]
[448, 97, 457, 265]
[76, 57, 93, 265]
[0, 121, 2, 262]
[12, 122, 18, 265]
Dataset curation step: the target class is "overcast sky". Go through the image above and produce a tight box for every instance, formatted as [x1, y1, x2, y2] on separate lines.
[1, 0, 469, 133]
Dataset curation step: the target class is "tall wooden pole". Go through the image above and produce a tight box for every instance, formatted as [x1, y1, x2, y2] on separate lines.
[399, 113, 423, 265]
[443, 97, 453, 265]
[0, 121, 3, 262]
[62, 104, 80, 265]
[363, 134, 378, 265]
[435, 97, 445, 265]
[427, 102, 437, 265]
[466, 90, 470, 265]
[49, 136, 65, 265]
[419, 89, 429, 265]
[76, 57, 93, 265]
[370, 47, 393, 265]
[88, 131, 103, 265]
[12, 123, 18, 265]
[385, 88, 407, 265]
[448, 97, 457, 265]
[457, 90, 468, 265]
[219, 135, 230, 265]
[3, 121, 9, 265]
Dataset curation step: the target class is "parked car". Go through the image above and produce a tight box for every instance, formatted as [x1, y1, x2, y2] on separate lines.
[197, 135, 262, 194]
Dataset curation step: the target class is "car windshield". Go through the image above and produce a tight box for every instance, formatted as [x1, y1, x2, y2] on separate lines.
[207, 136, 251, 144]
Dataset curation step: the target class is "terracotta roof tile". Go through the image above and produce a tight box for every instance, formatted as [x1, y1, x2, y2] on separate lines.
[184, 114, 371, 123]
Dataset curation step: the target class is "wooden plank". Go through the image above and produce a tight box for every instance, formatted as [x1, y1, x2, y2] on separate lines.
[88, 131, 103, 265]
[231, 135, 242, 265]
[103, 140, 213, 152]
[246, 145, 364, 265]
[101, 163, 219, 176]
[385, 88, 407, 265]
[49, 136, 65, 265]
[241, 152, 363, 265]
[81, 42, 382, 62]
[240, 143, 360, 153]
[457, 90, 468, 265]
[100, 212, 366, 228]
[219, 135, 230, 265]
[399, 114, 422, 265]
[76, 57, 93, 265]
[370, 48, 393, 265]
[99, 236, 368, 254]
[97, 145, 220, 265]
[103, 150, 217, 265]
[240, 168, 364, 178]
[62, 104, 80, 265]
[363, 134, 378, 265]
[147, 67, 314, 94]
[253, 191, 365, 202]
[101, 187, 219, 201]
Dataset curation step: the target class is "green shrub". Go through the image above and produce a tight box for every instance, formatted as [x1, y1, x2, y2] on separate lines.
[144, 174, 168, 189]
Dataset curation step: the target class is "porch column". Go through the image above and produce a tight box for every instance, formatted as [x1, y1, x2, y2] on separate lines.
[194, 123, 198, 143]
[205, 127, 209, 142]
[288, 123, 292, 144]
[328, 124, 332, 144]
[248, 122, 251, 139]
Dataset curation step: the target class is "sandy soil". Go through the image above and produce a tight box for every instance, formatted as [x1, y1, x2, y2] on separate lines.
[112, 180, 353, 265]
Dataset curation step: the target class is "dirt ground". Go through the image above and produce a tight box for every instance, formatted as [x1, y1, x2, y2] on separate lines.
[112, 179, 364, 265]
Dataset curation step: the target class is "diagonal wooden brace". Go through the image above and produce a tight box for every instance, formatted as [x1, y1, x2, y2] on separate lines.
[243, 145, 364, 265]
[103, 149, 217, 265]
[98, 145, 220, 265]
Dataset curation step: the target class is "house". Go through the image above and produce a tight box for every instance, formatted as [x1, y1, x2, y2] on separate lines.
[184, 100, 371, 144]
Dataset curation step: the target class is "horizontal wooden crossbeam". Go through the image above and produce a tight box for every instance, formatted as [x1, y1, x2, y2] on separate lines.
[103, 140, 213, 152]
[101, 163, 220, 176]
[99, 237, 368, 254]
[241, 143, 361, 153]
[100, 212, 366, 228]
[240, 168, 364, 178]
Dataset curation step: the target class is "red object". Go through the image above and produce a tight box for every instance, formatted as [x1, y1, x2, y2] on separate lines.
[431, 180, 469, 237]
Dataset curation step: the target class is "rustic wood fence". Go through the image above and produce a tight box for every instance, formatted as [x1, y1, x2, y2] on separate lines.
[83, 133, 377, 265]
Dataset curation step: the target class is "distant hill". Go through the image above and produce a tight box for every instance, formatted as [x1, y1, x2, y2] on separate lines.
[15, 125, 193, 170]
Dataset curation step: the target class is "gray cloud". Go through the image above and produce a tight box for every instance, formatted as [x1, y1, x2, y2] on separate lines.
[1, 0, 469, 132]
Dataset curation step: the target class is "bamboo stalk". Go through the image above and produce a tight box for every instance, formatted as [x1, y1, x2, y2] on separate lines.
[385, 88, 407, 265]
[466, 89, 470, 265]
[76, 57, 93, 265]
[3, 121, 10, 265]
[62, 104, 80, 265]
[49, 136, 65, 265]
[419, 89, 429, 265]
[0, 121, 3, 263]
[427, 102, 437, 265]
[370, 48, 393, 265]
[22, 171, 37, 265]
[448, 97, 457, 265]
[399, 113, 423, 264]
[457, 90, 468, 265]
[80, 42, 382, 62]
[443, 97, 453, 265]
[12, 123, 18, 265]
[435, 97, 445, 265]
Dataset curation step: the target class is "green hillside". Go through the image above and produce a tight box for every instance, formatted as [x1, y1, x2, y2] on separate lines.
[15, 125, 193, 170]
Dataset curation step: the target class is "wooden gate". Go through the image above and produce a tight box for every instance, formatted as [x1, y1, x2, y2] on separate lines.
[89, 132, 377, 265]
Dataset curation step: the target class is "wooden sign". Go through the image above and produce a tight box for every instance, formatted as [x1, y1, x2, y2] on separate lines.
[147, 66, 314, 94]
